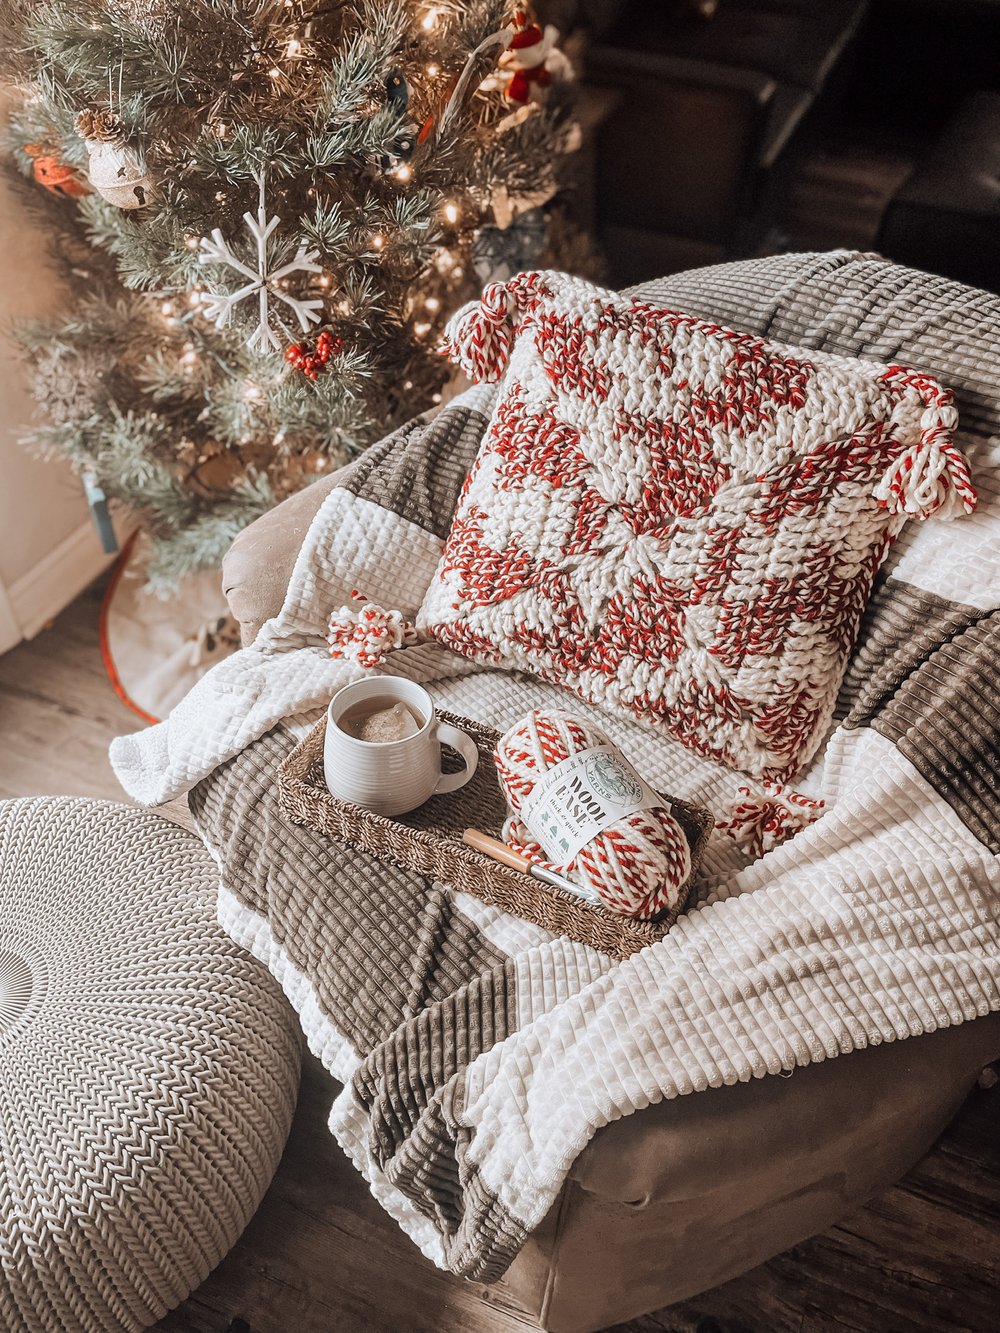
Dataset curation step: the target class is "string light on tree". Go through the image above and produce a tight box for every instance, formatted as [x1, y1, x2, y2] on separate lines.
[8, 0, 583, 593]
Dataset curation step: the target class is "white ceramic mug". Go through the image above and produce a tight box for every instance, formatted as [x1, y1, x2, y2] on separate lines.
[323, 677, 478, 817]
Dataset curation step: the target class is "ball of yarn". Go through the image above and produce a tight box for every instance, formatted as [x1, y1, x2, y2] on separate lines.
[495, 708, 692, 919]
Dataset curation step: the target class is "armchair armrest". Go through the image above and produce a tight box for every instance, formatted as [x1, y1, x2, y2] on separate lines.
[507, 1014, 1000, 1331]
[222, 468, 346, 645]
[571, 1011, 1000, 1207]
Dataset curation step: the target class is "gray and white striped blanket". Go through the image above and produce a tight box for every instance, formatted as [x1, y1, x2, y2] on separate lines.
[111, 252, 1000, 1281]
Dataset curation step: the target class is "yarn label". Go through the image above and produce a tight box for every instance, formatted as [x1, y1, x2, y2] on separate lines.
[519, 745, 661, 864]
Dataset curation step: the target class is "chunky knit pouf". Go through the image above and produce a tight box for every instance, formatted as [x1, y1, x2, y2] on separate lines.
[0, 797, 301, 1333]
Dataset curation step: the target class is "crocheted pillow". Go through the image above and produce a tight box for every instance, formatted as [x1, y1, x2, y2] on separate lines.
[418, 271, 976, 778]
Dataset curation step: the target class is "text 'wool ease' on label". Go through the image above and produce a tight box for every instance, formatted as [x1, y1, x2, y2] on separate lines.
[518, 744, 661, 864]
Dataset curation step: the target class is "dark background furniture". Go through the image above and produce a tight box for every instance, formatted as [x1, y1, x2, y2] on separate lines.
[583, 0, 867, 281]
[560, 0, 1000, 290]
[877, 90, 1000, 293]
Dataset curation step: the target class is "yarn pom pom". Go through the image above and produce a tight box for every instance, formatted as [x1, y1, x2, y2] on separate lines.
[443, 281, 518, 383]
[326, 591, 418, 669]
[716, 778, 825, 860]
[495, 708, 692, 919]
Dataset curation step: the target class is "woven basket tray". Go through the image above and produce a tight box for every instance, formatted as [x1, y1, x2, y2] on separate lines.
[277, 711, 714, 961]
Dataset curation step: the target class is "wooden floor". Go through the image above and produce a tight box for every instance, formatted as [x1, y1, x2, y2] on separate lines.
[1, 581, 998, 1333]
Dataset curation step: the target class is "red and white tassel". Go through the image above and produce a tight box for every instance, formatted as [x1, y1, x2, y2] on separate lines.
[875, 370, 977, 519]
[495, 708, 692, 919]
[443, 281, 519, 383]
[716, 778, 825, 860]
[326, 591, 419, 669]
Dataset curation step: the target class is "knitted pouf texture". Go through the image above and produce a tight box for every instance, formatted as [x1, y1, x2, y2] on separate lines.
[0, 797, 301, 1333]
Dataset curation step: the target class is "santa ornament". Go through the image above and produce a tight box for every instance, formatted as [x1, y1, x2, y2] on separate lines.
[500, 12, 571, 104]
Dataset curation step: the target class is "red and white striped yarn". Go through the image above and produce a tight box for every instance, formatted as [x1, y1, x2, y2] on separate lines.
[495, 708, 692, 919]
[715, 778, 826, 861]
[326, 591, 419, 669]
[424, 272, 979, 781]
[873, 369, 977, 519]
[443, 281, 519, 382]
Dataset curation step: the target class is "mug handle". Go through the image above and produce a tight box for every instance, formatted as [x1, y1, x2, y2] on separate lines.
[433, 721, 479, 794]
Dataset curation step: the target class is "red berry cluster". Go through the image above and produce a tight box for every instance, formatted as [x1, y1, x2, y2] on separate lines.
[285, 330, 343, 379]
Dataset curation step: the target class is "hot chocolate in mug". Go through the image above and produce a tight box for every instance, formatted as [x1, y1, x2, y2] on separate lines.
[323, 677, 478, 816]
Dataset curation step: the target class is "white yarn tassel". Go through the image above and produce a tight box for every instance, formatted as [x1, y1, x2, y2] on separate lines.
[326, 591, 419, 668]
[443, 282, 518, 383]
[442, 273, 555, 384]
[716, 779, 825, 860]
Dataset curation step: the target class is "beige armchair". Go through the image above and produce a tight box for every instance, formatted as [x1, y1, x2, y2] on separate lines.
[221, 254, 1000, 1331]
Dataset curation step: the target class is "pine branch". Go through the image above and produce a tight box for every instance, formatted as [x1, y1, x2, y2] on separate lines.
[4, 0, 584, 589]
[28, 8, 203, 105]
[144, 475, 274, 591]
[301, 198, 351, 256]
[190, 123, 298, 183]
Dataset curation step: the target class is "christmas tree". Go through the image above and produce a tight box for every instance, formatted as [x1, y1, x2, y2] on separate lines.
[3, 1, 581, 590]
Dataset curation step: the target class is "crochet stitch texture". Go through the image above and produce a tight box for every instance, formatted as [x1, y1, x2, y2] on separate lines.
[419, 271, 977, 778]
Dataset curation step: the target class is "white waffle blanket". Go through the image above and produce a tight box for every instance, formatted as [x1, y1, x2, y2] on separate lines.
[110, 253, 1000, 1280]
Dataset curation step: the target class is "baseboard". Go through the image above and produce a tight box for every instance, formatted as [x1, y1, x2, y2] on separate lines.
[7, 520, 117, 642]
[0, 580, 19, 655]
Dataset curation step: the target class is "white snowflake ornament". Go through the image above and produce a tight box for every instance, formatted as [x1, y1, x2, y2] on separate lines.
[199, 174, 324, 353]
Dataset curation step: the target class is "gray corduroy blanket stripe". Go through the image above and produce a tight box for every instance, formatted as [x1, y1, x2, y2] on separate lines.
[111, 252, 1000, 1280]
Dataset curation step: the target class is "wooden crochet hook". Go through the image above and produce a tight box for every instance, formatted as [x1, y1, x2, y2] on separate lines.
[462, 829, 582, 897]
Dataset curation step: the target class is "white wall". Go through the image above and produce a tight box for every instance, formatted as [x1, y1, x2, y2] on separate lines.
[0, 94, 113, 651]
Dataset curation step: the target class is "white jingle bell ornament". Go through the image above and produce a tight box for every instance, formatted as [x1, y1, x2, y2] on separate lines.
[75, 109, 153, 210]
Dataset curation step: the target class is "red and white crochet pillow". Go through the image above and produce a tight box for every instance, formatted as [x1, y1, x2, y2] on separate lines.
[418, 271, 976, 779]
